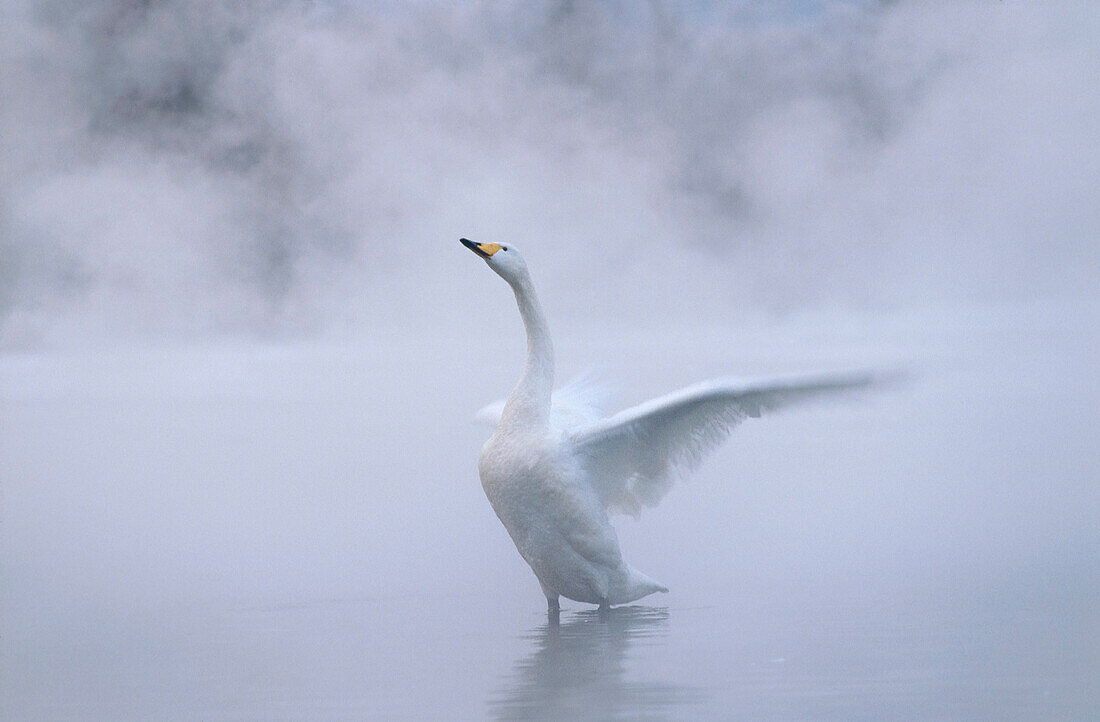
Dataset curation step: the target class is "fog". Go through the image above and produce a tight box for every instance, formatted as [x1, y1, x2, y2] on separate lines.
[2, 1, 1098, 718]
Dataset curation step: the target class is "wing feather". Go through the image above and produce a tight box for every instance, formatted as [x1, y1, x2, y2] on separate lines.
[569, 371, 881, 517]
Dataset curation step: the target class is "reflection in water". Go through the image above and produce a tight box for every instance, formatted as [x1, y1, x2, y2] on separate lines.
[489, 606, 704, 720]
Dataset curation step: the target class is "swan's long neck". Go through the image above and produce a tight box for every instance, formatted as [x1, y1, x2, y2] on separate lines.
[501, 269, 554, 431]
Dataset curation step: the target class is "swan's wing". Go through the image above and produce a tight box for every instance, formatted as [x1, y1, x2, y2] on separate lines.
[569, 371, 881, 517]
[474, 372, 616, 430]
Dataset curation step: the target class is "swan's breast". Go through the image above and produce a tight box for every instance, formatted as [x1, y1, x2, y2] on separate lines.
[478, 431, 580, 526]
[479, 430, 557, 484]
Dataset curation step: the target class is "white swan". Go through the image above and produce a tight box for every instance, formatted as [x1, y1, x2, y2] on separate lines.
[461, 238, 877, 610]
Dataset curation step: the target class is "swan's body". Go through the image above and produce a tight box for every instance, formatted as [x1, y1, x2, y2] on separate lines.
[461, 238, 876, 610]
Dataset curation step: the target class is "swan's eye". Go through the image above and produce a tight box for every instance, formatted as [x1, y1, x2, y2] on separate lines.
[501, 246, 508, 251]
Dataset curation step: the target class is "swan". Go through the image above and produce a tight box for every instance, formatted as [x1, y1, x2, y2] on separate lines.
[460, 237, 878, 611]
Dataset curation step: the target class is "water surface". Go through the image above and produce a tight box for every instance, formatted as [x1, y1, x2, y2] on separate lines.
[2, 319, 1096, 719]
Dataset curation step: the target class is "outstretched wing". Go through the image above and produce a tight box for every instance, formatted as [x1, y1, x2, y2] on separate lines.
[569, 371, 881, 517]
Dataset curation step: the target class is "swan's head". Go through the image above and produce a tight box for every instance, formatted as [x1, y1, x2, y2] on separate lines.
[460, 237, 528, 283]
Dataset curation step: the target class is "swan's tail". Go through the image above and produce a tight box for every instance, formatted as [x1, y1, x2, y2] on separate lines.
[610, 565, 668, 605]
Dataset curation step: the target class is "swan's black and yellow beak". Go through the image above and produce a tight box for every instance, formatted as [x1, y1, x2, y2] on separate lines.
[461, 237, 502, 259]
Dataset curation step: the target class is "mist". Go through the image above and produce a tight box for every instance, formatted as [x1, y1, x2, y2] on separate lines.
[2, 1, 1098, 718]
[3, 0, 1097, 343]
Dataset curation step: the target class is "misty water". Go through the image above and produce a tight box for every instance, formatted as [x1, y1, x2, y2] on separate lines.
[3, 304, 1096, 719]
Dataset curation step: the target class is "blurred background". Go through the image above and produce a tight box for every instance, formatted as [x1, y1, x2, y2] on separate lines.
[1, 1, 1097, 718]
